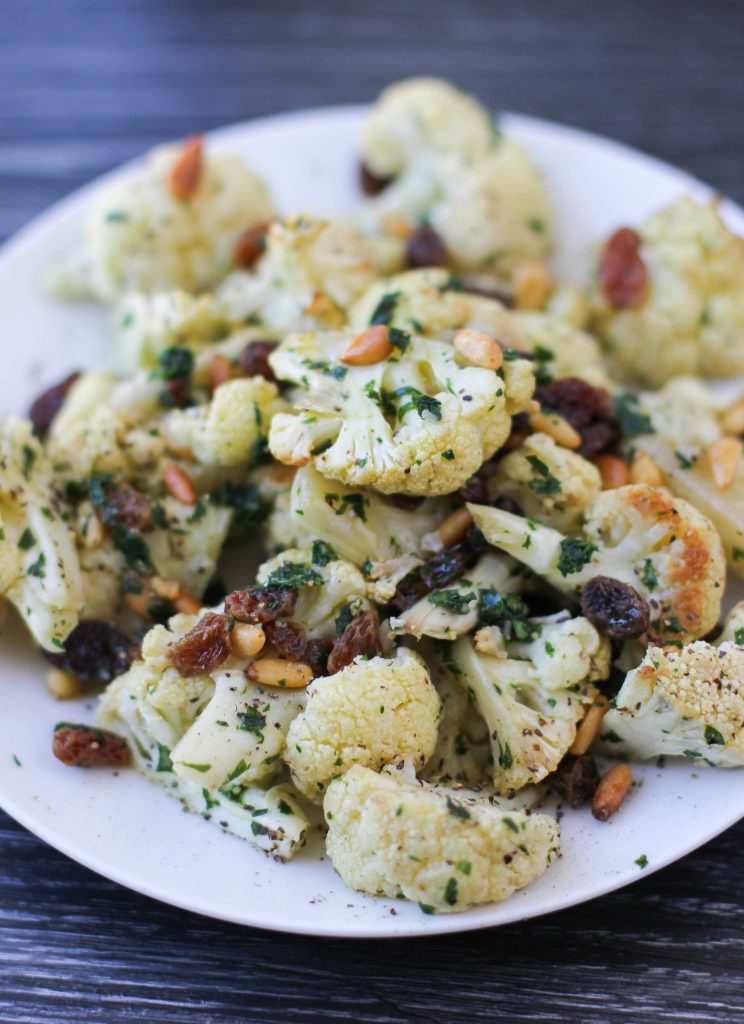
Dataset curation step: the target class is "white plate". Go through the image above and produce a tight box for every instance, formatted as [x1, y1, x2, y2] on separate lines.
[1, 106, 743, 939]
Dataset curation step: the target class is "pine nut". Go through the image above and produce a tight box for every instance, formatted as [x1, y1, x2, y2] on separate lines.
[208, 355, 233, 391]
[163, 464, 197, 505]
[173, 591, 202, 615]
[341, 325, 393, 366]
[231, 623, 266, 659]
[382, 213, 414, 239]
[454, 328, 504, 370]
[593, 454, 630, 490]
[46, 668, 82, 701]
[528, 411, 581, 449]
[438, 506, 473, 547]
[124, 590, 153, 619]
[707, 437, 742, 491]
[720, 397, 744, 436]
[513, 260, 553, 310]
[80, 512, 105, 550]
[569, 695, 610, 756]
[629, 450, 664, 487]
[168, 136, 203, 200]
[152, 576, 181, 602]
[247, 657, 313, 688]
[591, 763, 633, 821]
[305, 290, 342, 324]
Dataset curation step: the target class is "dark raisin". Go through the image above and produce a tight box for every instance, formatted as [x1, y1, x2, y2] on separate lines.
[92, 480, 153, 532]
[43, 620, 140, 686]
[168, 612, 232, 677]
[53, 723, 131, 768]
[406, 226, 448, 269]
[552, 754, 599, 807]
[580, 575, 650, 640]
[420, 540, 480, 591]
[264, 620, 328, 676]
[359, 161, 393, 195]
[225, 586, 296, 624]
[503, 411, 531, 453]
[389, 493, 426, 512]
[160, 377, 191, 409]
[233, 222, 270, 269]
[327, 610, 382, 675]
[28, 371, 81, 439]
[461, 281, 515, 308]
[238, 340, 279, 382]
[457, 475, 487, 504]
[387, 574, 425, 614]
[599, 227, 648, 309]
[491, 495, 524, 517]
[535, 378, 620, 458]
[202, 577, 227, 606]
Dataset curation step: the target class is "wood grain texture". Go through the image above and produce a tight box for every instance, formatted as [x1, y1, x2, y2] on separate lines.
[2, 0, 744, 1020]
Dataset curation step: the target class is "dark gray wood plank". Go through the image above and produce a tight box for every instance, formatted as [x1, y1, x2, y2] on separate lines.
[1, 0, 744, 1020]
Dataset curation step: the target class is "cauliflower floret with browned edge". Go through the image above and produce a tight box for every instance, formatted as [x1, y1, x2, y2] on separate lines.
[422, 671, 491, 786]
[601, 641, 744, 767]
[469, 484, 725, 645]
[324, 763, 559, 913]
[53, 141, 273, 301]
[442, 615, 608, 793]
[487, 432, 602, 533]
[357, 78, 552, 278]
[590, 197, 744, 386]
[284, 648, 441, 800]
[215, 216, 378, 333]
[268, 328, 534, 496]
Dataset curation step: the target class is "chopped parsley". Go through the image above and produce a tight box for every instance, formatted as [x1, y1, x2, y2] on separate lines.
[266, 561, 324, 589]
[428, 589, 476, 614]
[641, 558, 658, 591]
[446, 795, 471, 820]
[393, 385, 442, 422]
[388, 326, 410, 352]
[526, 454, 562, 496]
[324, 491, 368, 522]
[369, 291, 400, 326]
[214, 481, 271, 531]
[311, 539, 337, 566]
[613, 393, 653, 439]
[497, 738, 513, 770]
[478, 589, 539, 641]
[442, 449, 456, 461]
[443, 877, 459, 906]
[675, 450, 697, 470]
[155, 743, 173, 773]
[734, 628, 744, 646]
[239, 707, 267, 740]
[635, 854, 649, 869]
[556, 537, 597, 577]
[27, 552, 46, 579]
[18, 528, 36, 551]
[704, 725, 725, 746]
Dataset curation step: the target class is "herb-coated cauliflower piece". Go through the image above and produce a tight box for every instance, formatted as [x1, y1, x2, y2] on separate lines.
[285, 465, 448, 579]
[602, 641, 744, 767]
[628, 380, 744, 581]
[163, 377, 285, 468]
[284, 648, 441, 800]
[443, 615, 607, 793]
[716, 600, 744, 646]
[53, 142, 273, 302]
[324, 763, 560, 913]
[267, 328, 535, 496]
[511, 311, 613, 390]
[422, 671, 491, 786]
[590, 197, 744, 386]
[215, 216, 377, 333]
[114, 290, 231, 371]
[98, 620, 310, 859]
[0, 418, 83, 650]
[469, 484, 726, 645]
[487, 432, 602, 533]
[255, 547, 371, 642]
[147, 496, 233, 598]
[357, 78, 552, 277]
[389, 551, 526, 641]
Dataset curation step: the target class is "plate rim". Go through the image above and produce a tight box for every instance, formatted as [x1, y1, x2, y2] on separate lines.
[1, 103, 743, 939]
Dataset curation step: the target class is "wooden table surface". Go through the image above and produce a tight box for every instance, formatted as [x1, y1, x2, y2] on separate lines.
[2, 1, 744, 1020]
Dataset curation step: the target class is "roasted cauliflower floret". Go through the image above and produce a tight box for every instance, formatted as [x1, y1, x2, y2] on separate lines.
[422, 672, 491, 786]
[602, 641, 744, 767]
[443, 616, 607, 793]
[469, 484, 726, 645]
[267, 328, 534, 496]
[324, 763, 560, 913]
[590, 197, 744, 386]
[357, 78, 552, 277]
[284, 648, 441, 800]
[0, 417, 83, 650]
[512, 311, 613, 390]
[488, 432, 602, 533]
[54, 141, 273, 301]
[163, 377, 285, 469]
[114, 290, 231, 371]
[215, 216, 377, 332]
